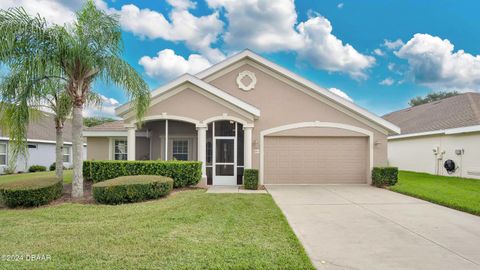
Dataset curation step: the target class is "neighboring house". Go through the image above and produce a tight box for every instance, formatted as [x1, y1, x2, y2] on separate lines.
[84, 50, 400, 186]
[383, 92, 480, 179]
[0, 113, 87, 174]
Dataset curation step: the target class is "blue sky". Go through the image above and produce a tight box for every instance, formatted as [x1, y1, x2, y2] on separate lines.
[3, 0, 480, 117]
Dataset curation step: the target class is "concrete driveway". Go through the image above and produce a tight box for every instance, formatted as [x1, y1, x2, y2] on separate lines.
[267, 185, 480, 270]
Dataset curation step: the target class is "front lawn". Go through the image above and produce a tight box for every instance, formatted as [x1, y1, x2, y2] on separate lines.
[391, 171, 480, 215]
[0, 190, 313, 269]
[0, 170, 72, 184]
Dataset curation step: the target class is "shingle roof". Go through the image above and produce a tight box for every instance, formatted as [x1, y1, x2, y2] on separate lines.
[84, 120, 125, 131]
[382, 92, 480, 135]
[0, 112, 74, 142]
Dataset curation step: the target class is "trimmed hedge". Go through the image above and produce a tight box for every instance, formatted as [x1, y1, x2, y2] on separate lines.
[28, 165, 47, 172]
[244, 169, 259, 190]
[0, 177, 63, 208]
[92, 175, 173, 205]
[372, 167, 398, 187]
[83, 160, 202, 188]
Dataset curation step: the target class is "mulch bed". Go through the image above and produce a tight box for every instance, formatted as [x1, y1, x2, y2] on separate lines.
[51, 181, 95, 205]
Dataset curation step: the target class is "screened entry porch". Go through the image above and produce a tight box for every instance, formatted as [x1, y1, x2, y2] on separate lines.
[118, 120, 248, 186]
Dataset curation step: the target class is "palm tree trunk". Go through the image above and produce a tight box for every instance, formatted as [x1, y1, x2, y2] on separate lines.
[55, 126, 64, 179]
[71, 105, 84, 198]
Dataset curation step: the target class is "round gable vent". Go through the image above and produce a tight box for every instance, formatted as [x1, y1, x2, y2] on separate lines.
[236, 70, 256, 91]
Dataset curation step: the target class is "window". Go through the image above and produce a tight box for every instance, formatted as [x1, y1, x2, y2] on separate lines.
[0, 143, 6, 165]
[63, 147, 71, 163]
[114, 139, 128, 160]
[27, 144, 38, 149]
[172, 140, 188, 161]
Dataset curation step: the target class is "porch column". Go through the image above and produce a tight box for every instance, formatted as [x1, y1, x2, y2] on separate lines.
[197, 125, 207, 179]
[164, 119, 168, 160]
[127, 126, 136, 160]
[244, 126, 253, 169]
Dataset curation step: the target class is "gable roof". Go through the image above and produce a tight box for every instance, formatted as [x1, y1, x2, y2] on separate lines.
[0, 112, 75, 144]
[383, 92, 480, 137]
[115, 74, 260, 118]
[196, 50, 400, 134]
[84, 120, 125, 131]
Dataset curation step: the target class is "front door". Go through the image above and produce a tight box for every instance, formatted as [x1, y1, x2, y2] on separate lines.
[213, 137, 236, 185]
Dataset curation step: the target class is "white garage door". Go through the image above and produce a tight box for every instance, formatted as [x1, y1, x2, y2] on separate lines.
[264, 136, 368, 184]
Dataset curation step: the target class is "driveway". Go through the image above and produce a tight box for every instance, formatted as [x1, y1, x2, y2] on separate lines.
[267, 185, 480, 270]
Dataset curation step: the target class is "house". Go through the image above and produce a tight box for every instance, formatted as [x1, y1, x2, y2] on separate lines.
[0, 113, 87, 174]
[83, 50, 400, 186]
[383, 92, 480, 179]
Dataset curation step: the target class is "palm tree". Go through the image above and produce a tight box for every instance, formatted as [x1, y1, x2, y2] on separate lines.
[39, 82, 101, 180]
[0, 1, 150, 198]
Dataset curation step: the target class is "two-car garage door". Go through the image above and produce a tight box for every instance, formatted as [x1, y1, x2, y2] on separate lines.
[264, 136, 368, 184]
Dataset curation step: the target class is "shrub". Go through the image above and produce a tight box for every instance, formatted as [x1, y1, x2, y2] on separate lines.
[92, 175, 173, 205]
[244, 169, 259, 190]
[28, 165, 47, 172]
[83, 160, 202, 188]
[372, 167, 398, 187]
[49, 162, 67, 171]
[0, 177, 63, 208]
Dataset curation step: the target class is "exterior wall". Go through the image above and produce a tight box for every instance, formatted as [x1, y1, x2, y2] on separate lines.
[125, 87, 251, 125]
[388, 132, 480, 179]
[86, 137, 109, 160]
[270, 127, 368, 137]
[0, 139, 86, 174]
[207, 63, 388, 170]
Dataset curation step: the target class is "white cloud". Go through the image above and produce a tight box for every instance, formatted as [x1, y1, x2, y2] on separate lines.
[379, 77, 395, 86]
[207, 0, 303, 52]
[396, 33, 480, 90]
[101, 1, 225, 62]
[83, 94, 120, 118]
[373, 48, 384, 56]
[329, 88, 353, 102]
[337, 3, 344, 9]
[166, 0, 196, 10]
[387, 62, 395, 71]
[139, 49, 212, 81]
[296, 15, 375, 79]
[0, 0, 83, 25]
[384, 39, 404, 50]
[207, 0, 374, 78]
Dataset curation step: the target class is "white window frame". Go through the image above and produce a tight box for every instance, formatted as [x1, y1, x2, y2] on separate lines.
[62, 146, 71, 163]
[172, 139, 189, 161]
[114, 139, 128, 160]
[0, 143, 7, 166]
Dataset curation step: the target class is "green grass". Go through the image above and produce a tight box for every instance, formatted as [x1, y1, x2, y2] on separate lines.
[0, 170, 72, 185]
[391, 171, 480, 215]
[0, 190, 313, 269]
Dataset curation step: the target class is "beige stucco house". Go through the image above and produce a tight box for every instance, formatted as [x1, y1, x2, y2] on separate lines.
[84, 50, 400, 186]
[384, 92, 480, 179]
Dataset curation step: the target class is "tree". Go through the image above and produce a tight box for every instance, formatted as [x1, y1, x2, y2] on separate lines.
[0, 1, 150, 198]
[409, 91, 460, 107]
[84, 116, 116, 127]
[38, 82, 101, 180]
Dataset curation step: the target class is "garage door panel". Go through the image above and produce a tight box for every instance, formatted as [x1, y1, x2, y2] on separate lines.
[264, 136, 367, 184]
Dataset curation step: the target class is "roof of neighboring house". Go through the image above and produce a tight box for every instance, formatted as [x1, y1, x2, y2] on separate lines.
[0, 112, 75, 143]
[84, 120, 125, 131]
[382, 92, 480, 135]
